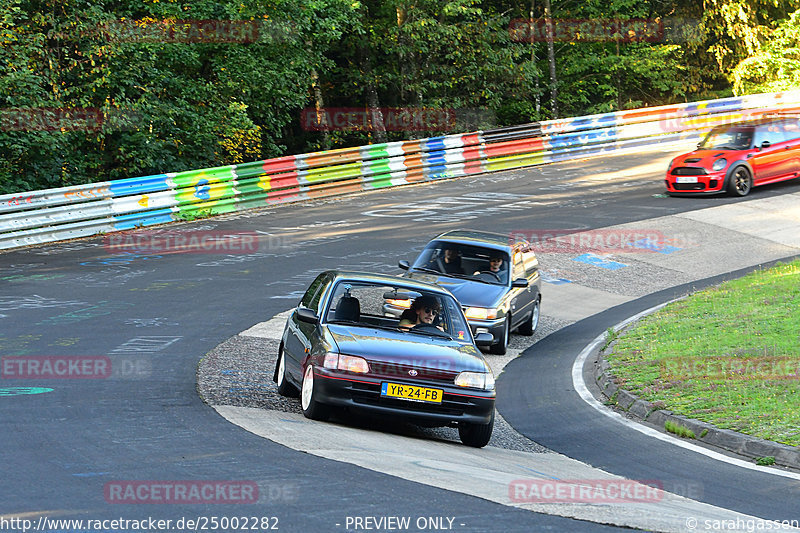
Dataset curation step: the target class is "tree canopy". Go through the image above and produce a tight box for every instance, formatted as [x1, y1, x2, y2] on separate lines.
[1, 0, 798, 194]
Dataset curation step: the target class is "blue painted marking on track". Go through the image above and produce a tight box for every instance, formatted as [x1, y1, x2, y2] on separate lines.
[0, 387, 54, 396]
[633, 238, 681, 254]
[541, 271, 572, 285]
[573, 253, 627, 270]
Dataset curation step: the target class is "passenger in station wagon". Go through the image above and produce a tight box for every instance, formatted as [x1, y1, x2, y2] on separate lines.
[440, 246, 464, 274]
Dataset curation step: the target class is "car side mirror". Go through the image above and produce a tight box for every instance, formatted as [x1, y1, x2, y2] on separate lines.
[474, 333, 494, 347]
[512, 278, 529, 288]
[761, 140, 771, 149]
[398, 260, 410, 270]
[296, 307, 319, 324]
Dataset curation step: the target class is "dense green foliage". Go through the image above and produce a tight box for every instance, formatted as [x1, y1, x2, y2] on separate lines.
[1, 0, 799, 194]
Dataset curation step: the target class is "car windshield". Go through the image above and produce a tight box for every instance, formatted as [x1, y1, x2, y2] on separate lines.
[323, 281, 473, 343]
[698, 127, 754, 150]
[411, 242, 510, 285]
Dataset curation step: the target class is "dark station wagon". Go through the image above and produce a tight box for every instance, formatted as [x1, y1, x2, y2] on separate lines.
[396, 230, 542, 355]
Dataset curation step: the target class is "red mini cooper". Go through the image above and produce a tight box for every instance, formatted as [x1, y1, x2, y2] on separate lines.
[665, 117, 800, 196]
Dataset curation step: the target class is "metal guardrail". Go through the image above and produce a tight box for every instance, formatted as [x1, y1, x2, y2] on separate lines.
[2, 90, 800, 250]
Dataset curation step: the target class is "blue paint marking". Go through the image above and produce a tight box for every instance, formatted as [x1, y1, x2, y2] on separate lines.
[573, 253, 627, 270]
[424, 137, 446, 151]
[633, 238, 681, 254]
[541, 272, 572, 285]
[112, 208, 174, 230]
[426, 165, 450, 179]
[425, 151, 447, 166]
[194, 179, 211, 200]
[109, 174, 170, 196]
[0, 387, 54, 396]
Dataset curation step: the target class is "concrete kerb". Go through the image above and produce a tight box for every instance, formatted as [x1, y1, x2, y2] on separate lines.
[591, 301, 800, 472]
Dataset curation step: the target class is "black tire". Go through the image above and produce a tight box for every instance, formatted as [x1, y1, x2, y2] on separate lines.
[300, 364, 331, 421]
[489, 317, 509, 355]
[517, 298, 540, 336]
[727, 166, 752, 197]
[459, 410, 495, 448]
[275, 347, 299, 397]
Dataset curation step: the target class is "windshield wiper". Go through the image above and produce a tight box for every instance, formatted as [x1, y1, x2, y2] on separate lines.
[409, 266, 444, 275]
[405, 327, 453, 340]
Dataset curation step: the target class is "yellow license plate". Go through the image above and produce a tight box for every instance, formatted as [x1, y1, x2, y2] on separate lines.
[381, 382, 443, 403]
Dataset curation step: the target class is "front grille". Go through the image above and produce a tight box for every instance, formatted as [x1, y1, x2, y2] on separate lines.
[367, 360, 459, 384]
[671, 167, 707, 176]
[673, 182, 706, 191]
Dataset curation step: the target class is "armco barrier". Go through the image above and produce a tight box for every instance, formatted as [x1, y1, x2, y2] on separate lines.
[2, 90, 800, 250]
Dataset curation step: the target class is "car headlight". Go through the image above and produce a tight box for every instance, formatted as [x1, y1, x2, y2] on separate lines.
[455, 371, 495, 391]
[386, 298, 411, 309]
[712, 158, 727, 171]
[464, 307, 498, 320]
[323, 353, 369, 373]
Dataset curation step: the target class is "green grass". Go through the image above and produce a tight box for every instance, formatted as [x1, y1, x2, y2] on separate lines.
[665, 420, 696, 439]
[604, 259, 800, 446]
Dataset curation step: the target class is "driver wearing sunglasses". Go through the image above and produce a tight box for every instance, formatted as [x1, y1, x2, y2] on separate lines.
[398, 295, 443, 330]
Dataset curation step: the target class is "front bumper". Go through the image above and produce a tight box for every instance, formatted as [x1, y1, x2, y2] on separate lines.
[313, 368, 496, 425]
[665, 171, 726, 195]
[466, 317, 506, 346]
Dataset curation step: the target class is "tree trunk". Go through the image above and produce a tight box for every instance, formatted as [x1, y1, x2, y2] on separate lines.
[543, 0, 558, 118]
[361, 46, 387, 144]
[310, 68, 330, 150]
[530, 0, 540, 115]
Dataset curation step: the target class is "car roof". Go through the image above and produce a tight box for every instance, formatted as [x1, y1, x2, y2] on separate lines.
[432, 229, 523, 251]
[713, 116, 799, 129]
[325, 270, 453, 295]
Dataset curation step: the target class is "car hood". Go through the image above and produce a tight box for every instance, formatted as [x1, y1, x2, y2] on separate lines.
[326, 324, 487, 373]
[405, 272, 507, 307]
[675, 150, 732, 166]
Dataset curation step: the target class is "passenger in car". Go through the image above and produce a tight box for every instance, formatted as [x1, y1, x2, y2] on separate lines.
[440, 247, 464, 274]
[399, 295, 442, 329]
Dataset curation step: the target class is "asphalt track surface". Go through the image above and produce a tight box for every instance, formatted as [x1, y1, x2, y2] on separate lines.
[2, 146, 800, 532]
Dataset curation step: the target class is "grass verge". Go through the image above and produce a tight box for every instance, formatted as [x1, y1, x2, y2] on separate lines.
[604, 259, 800, 446]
